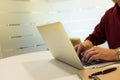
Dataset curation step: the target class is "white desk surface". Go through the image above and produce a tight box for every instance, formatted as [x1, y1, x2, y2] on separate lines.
[0, 51, 81, 80]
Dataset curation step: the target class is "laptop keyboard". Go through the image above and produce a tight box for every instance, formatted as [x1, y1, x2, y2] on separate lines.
[82, 59, 106, 66]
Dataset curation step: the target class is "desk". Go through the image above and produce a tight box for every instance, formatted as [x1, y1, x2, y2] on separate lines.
[0, 51, 81, 80]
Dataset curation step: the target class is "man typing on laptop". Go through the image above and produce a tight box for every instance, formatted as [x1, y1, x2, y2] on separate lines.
[75, 0, 120, 64]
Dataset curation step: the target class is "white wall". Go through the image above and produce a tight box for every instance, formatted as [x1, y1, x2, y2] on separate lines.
[0, 0, 114, 58]
[38, 0, 114, 48]
[0, 0, 48, 58]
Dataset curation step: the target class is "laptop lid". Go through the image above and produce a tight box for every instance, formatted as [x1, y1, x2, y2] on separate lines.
[38, 22, 84, 70]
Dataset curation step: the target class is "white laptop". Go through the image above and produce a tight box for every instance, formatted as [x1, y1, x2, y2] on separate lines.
[38, 22, 115, 70]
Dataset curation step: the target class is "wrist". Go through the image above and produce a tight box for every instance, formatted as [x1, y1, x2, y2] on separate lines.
[115, 47, 120, 60]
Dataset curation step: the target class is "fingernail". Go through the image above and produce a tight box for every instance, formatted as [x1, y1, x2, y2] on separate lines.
[81, 52, 83, 56]
[82, 58, 84, 61]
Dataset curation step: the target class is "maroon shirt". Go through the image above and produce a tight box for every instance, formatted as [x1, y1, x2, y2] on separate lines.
[86, 4, 120, 49]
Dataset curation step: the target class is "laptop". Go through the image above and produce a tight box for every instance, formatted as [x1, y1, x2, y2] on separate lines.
[38, 22, 115, 70]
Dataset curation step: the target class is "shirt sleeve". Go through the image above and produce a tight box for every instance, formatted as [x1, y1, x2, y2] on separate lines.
[85, 13, 107, 46]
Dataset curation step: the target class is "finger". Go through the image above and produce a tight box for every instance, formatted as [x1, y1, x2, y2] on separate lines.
[74, 44, 78, 51]
[74, 44, 79, 52]
[82, 53, 91, 62]
[75, 44, 82, 53]
[85, 46, 97, 53]
[87, 54, 99, 63]
[82, 50, 98, 62]
[81, 51, 85, 56]
[82, 46, 98, 60]
[74, 44, 80, 55]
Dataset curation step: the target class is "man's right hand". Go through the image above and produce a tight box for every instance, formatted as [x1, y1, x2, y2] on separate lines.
[74, 40, 94, 59]
[74, 43, 86, 59]
[74, 43, 85, 55]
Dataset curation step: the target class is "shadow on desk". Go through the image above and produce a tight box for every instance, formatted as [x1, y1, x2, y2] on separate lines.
[22, 59, 79, 80]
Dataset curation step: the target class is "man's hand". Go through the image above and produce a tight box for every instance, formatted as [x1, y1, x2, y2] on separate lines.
[81, 46, 119, 63]
[74, 40, 93, 57]
[74, 43, 85, 55]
